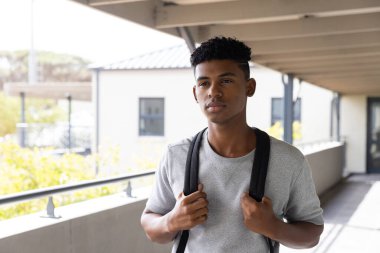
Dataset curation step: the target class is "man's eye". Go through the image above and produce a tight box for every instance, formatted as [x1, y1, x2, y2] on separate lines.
[221, 79, 232, 84]
[198, 81, 209, 87]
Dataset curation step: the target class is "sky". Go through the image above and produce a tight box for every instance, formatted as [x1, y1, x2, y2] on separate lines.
[0, 0, 184, 64]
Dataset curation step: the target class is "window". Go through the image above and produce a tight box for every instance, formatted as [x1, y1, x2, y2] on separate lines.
[139, 98, 164, 136]
[271, 98, 301, 125]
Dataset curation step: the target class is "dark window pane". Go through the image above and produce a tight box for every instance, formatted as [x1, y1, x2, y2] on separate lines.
[271, 98, 301, 125]
[139, 98, 164, 136]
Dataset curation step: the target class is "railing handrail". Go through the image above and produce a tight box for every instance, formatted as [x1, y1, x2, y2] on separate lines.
[295, 138, 342, 148]
[0, 170, 155, 206]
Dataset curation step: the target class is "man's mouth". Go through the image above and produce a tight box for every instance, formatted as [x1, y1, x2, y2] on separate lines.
[206, 101, 226, 112]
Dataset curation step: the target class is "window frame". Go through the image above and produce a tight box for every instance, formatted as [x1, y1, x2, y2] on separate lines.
[138, 97, 165, 137]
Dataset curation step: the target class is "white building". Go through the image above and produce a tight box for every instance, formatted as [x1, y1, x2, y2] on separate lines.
[92, 45, 333, 172]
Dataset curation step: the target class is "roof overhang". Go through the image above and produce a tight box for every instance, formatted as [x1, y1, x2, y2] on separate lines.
[3, 82, 92, 101]
[72, 0, 380, 95]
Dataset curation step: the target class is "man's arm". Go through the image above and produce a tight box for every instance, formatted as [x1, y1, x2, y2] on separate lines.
[270, 220, 323, 248]
[140, 210, 179, 244]
[141, 184, 208, 244]
[241, 193, 323, 249]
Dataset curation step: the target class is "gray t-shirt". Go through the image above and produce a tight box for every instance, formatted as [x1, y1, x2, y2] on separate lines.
[146, 130, 323, 253]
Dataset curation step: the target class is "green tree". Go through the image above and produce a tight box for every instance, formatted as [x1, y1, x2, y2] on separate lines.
[0, 92, 19, 137]
[0, 140, 121, 220]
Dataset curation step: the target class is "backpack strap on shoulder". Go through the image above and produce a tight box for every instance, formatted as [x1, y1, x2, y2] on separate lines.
[177, 128, 207, 253]
[251, 128, 276, 253]
[249, 128, 271, 201]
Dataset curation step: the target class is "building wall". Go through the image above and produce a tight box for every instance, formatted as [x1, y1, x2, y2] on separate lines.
[301, 82, 333, 143]
[341, 95, 367, 173]
[96, 66, 333, 172]
[98, 69, 205, 172]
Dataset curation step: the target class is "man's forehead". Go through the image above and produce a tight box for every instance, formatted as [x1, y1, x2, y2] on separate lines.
[194, 60, 243, 78]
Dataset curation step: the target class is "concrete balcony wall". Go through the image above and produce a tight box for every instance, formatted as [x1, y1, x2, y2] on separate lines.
[0, 195, 171, 253]
[0, 144, 344, 253]
[304, 143, 345, 195]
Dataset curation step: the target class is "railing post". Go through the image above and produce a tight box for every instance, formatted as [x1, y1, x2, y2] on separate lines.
[125, 180, 133, 198]
[41, 196, 61, 219]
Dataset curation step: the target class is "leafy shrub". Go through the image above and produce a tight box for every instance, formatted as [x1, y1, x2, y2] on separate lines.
[0, 140, 123, 220]
[268, 120, 302, 140]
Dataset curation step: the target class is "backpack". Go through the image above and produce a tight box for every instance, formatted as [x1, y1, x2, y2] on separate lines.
[176, 127, 278, 253]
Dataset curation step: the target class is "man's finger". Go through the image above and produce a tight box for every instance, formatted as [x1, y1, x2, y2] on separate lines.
[198, 183, 203, 192]
[183, 190, 207, 204]
[241, 192, 256, 203]
[262, 196, 272, 205]
[193, 206, 208, 219]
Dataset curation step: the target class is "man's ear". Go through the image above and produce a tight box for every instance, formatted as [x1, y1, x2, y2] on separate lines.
[193, 86, 198, 103]
[247, 78, 256, 97]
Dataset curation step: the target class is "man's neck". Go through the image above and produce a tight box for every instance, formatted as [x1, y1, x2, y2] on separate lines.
[207, 123, 256, 158]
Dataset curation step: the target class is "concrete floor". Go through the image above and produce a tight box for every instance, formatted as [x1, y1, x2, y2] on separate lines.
[281, 174, 380, 253]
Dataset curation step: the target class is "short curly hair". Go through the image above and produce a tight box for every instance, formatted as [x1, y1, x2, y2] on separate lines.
[190, 37, 252, 79]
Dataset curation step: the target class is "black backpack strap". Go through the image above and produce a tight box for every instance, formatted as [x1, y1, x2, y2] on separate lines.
[249, 128, 270, 201]
[177, 128, 207, 253]
[251, 128, 276, 253]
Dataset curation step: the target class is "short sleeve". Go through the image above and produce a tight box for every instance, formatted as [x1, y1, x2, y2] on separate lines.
[145, 147, 177, 215]
[284, 158, 324, 225]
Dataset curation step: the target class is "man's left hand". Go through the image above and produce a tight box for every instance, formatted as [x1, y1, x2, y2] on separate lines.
[240, 192, 279, 238]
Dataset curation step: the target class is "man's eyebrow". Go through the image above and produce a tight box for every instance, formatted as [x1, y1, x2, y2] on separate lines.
[196, 72, 237, 81]
[219, 72, 237, 77]
[196, 76, 209, 81]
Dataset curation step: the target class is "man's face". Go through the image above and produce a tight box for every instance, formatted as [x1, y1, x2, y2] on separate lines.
[193, 59, 256, 125]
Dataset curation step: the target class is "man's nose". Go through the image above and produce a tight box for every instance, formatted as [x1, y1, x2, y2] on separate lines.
[208, 83, 222, 98]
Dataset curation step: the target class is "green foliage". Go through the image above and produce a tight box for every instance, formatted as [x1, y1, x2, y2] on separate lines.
[0, 91, 66, 137]
[24, 97, 66, 124]
[0, 92, 19, 137]
[0, 140, 122, 220]
[268, 120, 302, 140]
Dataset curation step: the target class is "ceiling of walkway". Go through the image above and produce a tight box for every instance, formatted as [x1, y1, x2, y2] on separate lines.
[74, 0, 380, 95]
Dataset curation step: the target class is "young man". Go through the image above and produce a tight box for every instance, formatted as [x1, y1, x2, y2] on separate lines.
[141, 37, 324, 252]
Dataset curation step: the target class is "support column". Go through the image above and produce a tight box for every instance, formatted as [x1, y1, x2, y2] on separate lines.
[333, 92, 341, 141]
[330, 92, 341, 142]
[336, 93, 341, 142]
[93, 69, 100, 175]
[28, 0, 37, 84]
[20, 92, 26, 147]
[67, 95, 72, 151]
[176, 27, 196, 52]
[282, 74, 294, 144]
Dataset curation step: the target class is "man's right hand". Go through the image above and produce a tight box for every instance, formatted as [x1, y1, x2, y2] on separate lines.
[166, 184, 208, 233]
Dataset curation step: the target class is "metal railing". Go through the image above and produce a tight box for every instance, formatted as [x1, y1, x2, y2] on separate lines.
[0, 170, 155, 218]
[16, 122, 92, 150]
